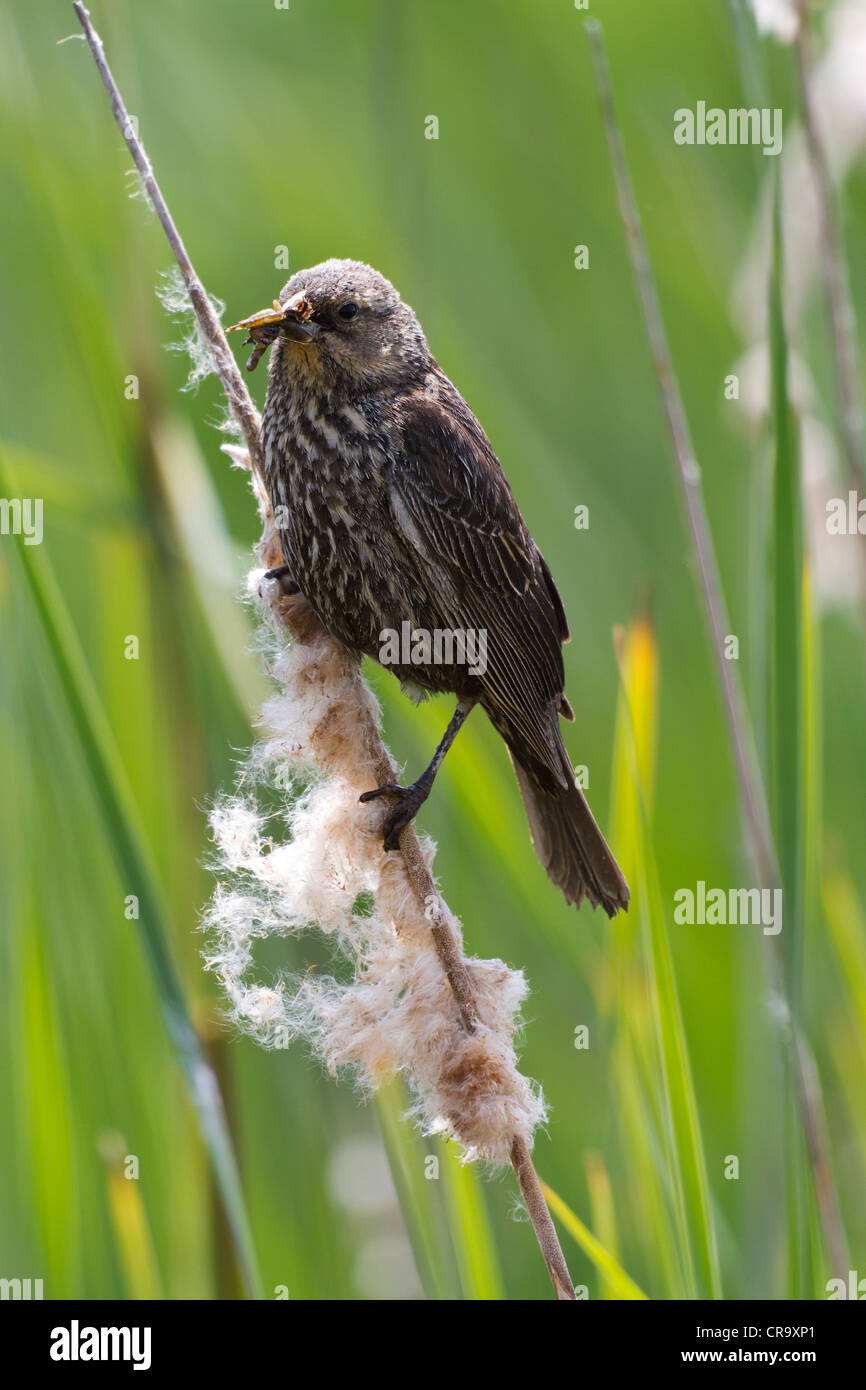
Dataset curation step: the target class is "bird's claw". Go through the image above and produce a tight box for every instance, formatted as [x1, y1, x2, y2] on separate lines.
[264, 565, 301, 596]
[359, 780, 430, 851]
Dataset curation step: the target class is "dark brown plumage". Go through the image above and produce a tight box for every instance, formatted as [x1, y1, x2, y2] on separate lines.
[232, 259, 629, 917]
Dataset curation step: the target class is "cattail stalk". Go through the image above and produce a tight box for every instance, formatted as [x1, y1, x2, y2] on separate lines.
[73, 0, 576, 1300]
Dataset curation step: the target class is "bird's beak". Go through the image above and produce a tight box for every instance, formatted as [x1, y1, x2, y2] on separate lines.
[228, 291, 319, 371]
[227, 291, 319, 343]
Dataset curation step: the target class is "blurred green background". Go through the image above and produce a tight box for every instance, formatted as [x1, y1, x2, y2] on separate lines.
[1, 0, 864, 1300]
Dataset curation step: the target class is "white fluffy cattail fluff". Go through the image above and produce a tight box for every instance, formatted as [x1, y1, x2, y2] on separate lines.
[203, 566, 545, 1163]
[750, 0, 800, 42]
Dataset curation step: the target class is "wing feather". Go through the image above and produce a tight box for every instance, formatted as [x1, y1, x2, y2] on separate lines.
[386, 387, 571, 784]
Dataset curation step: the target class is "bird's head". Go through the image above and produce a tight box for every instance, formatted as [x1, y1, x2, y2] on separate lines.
[229, 259, 431, 393]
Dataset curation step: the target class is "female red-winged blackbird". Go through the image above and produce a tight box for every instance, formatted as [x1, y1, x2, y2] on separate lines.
[230, 259, 628, 917]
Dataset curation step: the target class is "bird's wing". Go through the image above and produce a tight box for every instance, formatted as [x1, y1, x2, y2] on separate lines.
[387, 389, 571, 786]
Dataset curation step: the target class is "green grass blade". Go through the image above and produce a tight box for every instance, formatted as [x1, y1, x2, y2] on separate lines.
[100, 1133, 165, 1300]
[640, 834, 722, 1299]
[614, 629, 723, 1300]
[584, 1150, 620, 1300]
[376, 1081, 456, 1300]
[822, 867, 866, 1042]
[768, 175, 811, 1297]
[18, 925, 77, 1294]
[607, 621, 684, 1298]
[540, 1180, 648, 1300]
[0, 446, 263, 1300]
[769, 173, 804, 999]
[440, 1146, 505, 1301]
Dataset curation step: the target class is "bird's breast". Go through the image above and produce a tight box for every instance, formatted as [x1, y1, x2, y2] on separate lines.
[262, 390, 420, 652]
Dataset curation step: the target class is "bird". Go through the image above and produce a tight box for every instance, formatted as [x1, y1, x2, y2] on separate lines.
[228, 259, 629, 917]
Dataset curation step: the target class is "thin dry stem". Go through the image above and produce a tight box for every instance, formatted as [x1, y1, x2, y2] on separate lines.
[73, 0, 575, 1300]
[510, 1137, 576, 1301]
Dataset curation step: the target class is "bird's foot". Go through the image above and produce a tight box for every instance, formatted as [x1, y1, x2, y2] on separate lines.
[264, 564, 301, 596]
[359, 775, 433, 851]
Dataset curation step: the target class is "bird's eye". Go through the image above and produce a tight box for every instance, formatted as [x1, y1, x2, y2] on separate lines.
[338, 301, 359, 320]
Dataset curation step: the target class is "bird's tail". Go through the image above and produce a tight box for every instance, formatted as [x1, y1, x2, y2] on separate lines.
[506, 738, 630, 918]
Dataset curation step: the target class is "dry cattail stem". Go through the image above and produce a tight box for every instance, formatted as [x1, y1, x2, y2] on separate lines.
[74, 0, 576, 1301]
[257, 515, 481, 1041]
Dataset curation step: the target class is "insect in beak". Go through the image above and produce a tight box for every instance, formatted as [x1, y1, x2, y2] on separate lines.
[228, 292, 319, 371]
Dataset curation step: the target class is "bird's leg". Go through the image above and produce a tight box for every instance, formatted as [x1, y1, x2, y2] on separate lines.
[264, 564, 301, 596]
[360, 696, 477, 851]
